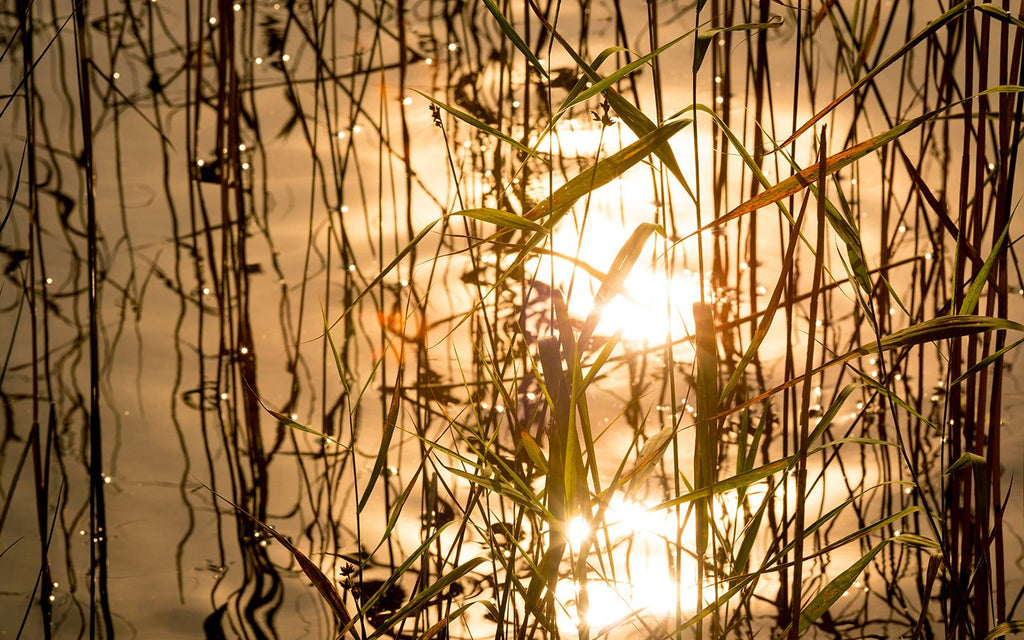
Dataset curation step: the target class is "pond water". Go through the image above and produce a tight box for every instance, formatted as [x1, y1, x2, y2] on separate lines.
[2, 1, 1023, 639]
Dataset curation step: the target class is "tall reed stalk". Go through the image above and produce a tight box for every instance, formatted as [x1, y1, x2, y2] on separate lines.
[2, 1, 1023, 639]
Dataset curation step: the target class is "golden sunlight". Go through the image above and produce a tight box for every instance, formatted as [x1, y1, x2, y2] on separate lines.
[530, 216, 706, 343]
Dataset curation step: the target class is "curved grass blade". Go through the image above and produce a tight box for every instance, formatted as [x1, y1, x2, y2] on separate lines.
[623, 422, 677, 494]
[693, 16, 783, 72]
[975, 4, 1024, 30]
[711, 86, 1022, 247]
[202, 484, 356, 636]
[358, 368, 403, 512]
[558, 28, 696, 114]
[541, 24, 695, 199]
[653, 456, 796, 512]
[720, 108, 943, 228]
[258, 397, 347, 448]
[950, 336, 1024, 387]
[985, 621, 1024, 640]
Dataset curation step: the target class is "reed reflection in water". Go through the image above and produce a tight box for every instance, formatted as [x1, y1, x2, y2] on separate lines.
[1, 1, 1023, 639]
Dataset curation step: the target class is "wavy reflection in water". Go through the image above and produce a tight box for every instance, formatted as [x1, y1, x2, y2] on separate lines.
[2, 1, 1023, 639]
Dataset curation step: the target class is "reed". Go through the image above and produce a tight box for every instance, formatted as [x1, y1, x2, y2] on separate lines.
[1, 1, 1022, 639]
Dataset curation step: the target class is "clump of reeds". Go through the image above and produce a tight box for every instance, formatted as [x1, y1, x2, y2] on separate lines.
[3, 1, 1024, 639]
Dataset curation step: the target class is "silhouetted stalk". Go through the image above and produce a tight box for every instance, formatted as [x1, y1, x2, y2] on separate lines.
[788, 125, 827, 640]
[71, 0, 114, 636]
[18, 0, 53, 630]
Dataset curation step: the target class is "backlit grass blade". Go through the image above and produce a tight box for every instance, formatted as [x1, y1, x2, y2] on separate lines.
[857, 375, 937, 430]
[415, 90, 539, 158]
[480, 0, 548, 79]
[551, 291, 595, 517]
[453, 207, 547, 233]
[366, 556, 487, 640]
[557, 29, 696, 114]
[692, 16, 783, 72]
[624, 422, 677, 494]
[258, 397, 347, 448]
[358, 367, 403, 512]
[780, 0, 971, 147]
[523, 119, 690, 223]
[950, 337, 1024, 387]
[578, 222, 665, 349]
[985, 621, 1024, 640]
[717, 109, 943, 227]
[807, 383, 861, 447]
[976, 3, 1024, 28]
[693, 302, 720, 575]
[540, 23, 695, 199]
[653, 456, 795, 511]
[444, 466, 541, 513]
[711, 87, 1024, 235]
[959, 216, 1011, 315]
[796, 540, 890, 633]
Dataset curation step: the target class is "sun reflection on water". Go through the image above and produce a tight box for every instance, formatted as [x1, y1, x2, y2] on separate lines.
[529, 216, 707, 343]
[550, 490, 769, 636]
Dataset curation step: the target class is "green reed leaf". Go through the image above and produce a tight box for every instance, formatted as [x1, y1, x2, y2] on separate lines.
[798, 540, 889, 633]
[960, 215, 1011, 315]
[950, 336, 1024, 387]
[946, 452, 987, 475]
[524, 118, 690, 223]
[693, 301, 720, 560]
[624, 422, 677, 494]
[653, 456, 795, 511]
[544, 26, 696, 200]
[892, 533, 941, 549]
[976, 3, 1024, 29]
[453, 207, 546, 232]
